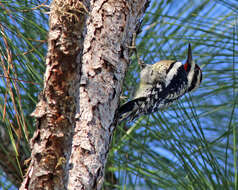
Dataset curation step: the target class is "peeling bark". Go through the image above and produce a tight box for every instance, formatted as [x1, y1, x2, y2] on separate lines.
[67, 1, 149, 189]
[20, 0, 149, 189]
[20, 0, 87, 189]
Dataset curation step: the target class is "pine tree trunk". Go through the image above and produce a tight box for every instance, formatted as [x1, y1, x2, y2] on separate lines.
[20, 0, 149, 189]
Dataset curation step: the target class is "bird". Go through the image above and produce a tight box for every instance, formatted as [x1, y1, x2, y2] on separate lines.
[118, 44, 202, 122]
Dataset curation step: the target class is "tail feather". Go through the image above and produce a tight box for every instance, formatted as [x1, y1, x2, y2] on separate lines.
[118, 97, 146, 123]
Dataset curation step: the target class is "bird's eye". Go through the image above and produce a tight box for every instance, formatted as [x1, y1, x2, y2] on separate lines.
[195, 64, 201, 71]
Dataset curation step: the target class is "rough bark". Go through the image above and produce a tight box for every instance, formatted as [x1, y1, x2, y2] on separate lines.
[67, 1, 150, 188]
[20, 0, 149, 189]
[19, 0, 87, 189]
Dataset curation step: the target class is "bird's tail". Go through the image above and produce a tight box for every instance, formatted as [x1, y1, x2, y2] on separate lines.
[118, 97, 146, 123]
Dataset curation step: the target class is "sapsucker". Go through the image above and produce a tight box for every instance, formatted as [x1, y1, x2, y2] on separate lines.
[118, 44, 202, 122]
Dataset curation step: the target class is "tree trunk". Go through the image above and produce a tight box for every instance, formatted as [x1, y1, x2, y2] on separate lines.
[20, 0, 149, 189]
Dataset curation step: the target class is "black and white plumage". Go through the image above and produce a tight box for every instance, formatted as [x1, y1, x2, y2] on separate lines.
[118, 44, 202, 122]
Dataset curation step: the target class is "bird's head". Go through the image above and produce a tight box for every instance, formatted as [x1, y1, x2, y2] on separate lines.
[184, 44, 202, 92]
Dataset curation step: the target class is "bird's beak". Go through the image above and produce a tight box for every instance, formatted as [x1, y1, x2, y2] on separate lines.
[186, 43, 193, 64]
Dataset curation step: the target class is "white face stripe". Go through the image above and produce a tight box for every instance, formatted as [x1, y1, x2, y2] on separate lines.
[165, 62, 182, 87]
[187, 60, 195, 87]
[191, 70, 201, 92]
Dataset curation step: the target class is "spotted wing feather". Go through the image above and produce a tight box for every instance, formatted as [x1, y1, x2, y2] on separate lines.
[118, 64, 188, 122]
